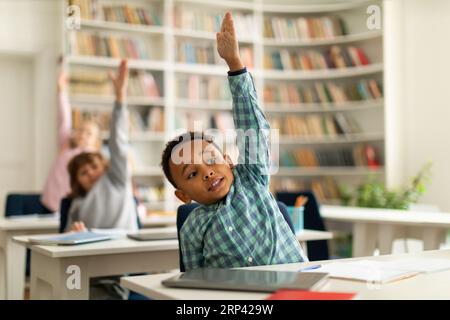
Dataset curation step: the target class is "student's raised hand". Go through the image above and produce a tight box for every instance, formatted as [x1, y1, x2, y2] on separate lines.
[109, 59, 129, 103]
[57, 69, 67, 92]
[71, 221, 87, 232]
[216, 12, 244, 72]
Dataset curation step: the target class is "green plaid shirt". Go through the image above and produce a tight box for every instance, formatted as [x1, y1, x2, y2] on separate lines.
[180, 71, 307, 271]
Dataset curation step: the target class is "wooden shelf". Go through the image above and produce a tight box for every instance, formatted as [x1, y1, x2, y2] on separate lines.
[263, 99, 383, 114]
[274, 166, 385, 177]
[70, 94, 165, 107]
[263, 30, 382, 47]
[173, 62, 229, 75]
[80, 20, 166, 35]
[101, 131, 166, 142]
[278, 133, 385, 145]
[173, 28, 254, 44]
[175, 99, 232, 111]
[175, 0, 255, 11]
[133, 167, 164, 177]
[263, 63, 383, 80]
[66, 55, 167, 71]
[262, 0, 372, 13]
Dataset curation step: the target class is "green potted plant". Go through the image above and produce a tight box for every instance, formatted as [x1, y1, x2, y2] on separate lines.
[339, 161, 432, 210]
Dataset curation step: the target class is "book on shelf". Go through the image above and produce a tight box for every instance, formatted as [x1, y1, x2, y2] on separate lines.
[102, 5, 161, 26]
[264, 46, 370, 71]
[176, 75, 231, 101]
[72, 32, 150, 59]
[69, 0, 98, 20]
[269, 113, 361, 137]
[177, 41, 253, 67]
[72, 107, 164, 133]
[69, 69, 161, 98]
[173, 8, 254, 36]
[176, 111, 234, 133]
[264, 15, 347, 40]
[134, 183, 165, 203]
[280, 144, 381, 167]
[264, 79, 382, 106]
[271, 176, 340, 203]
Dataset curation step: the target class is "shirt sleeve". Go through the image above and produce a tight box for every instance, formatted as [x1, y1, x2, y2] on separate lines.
[180, 221, 204, 271]
[107, 102, 130, 185]
[58, 91, 72, 150]
[228, 71, 271, 186]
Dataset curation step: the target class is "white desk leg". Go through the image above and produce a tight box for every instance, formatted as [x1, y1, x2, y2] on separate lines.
[422, 227, 446, 251]
[300, 241, 308, 257]
[6, 235, 26, 299]
[30, 252, 89, 300]
[377, 225, 405, 255]
[353, 223, 377, 257]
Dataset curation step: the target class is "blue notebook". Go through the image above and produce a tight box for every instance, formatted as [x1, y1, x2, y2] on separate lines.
[28, 231, 114, 246]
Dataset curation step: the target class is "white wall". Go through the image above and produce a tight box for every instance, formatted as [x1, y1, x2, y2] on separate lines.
[0, 0, 62, 211]
[387, 0, 450, 211]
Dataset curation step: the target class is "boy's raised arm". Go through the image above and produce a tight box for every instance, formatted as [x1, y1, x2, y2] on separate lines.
[217, 12, 271, 183]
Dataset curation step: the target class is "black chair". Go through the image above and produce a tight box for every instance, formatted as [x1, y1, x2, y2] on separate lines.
[275, 191, 330, 261]
[59, 197, 142, 233]
[5, 193, 52, 217]
[5, 193, 53, 276]
[176, 201, 294, 272]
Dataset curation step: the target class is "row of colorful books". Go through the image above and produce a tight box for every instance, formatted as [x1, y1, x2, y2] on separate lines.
[176, 75, 230, 101]
[270, 176, 341, 202]
[269, 113, 361, 137]
[264, 16, 347, 40]
[177, 42, 254, 67]
[72, 107, 164, 133]
[134, 184, 165, 203]
[264, 45, 370, 71]
[69, 0, 97, 20]
[175, 111, 234, 133]
[102, 5, 162, 26]
[280, 144, 381, 167]
[174, 9, 254, 35]
[69, 69, 161, 97]
[263, 79, 382, 105]
[72, 32, 150, 59]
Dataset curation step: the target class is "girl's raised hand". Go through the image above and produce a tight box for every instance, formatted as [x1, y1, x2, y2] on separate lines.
[109, 59, 129, 103]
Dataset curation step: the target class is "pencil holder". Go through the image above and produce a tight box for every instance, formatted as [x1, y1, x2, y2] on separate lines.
[288, 206, 304, 234]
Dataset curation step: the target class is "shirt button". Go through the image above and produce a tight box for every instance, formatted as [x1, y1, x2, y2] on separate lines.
[248, 257, 253, 263]
[228, 226, 233, 232]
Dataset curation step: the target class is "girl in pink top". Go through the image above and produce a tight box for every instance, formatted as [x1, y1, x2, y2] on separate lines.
[40, 69, 101, 212]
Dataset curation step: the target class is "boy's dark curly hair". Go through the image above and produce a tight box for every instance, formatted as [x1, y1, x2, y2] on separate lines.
[161, 132, 222, 188]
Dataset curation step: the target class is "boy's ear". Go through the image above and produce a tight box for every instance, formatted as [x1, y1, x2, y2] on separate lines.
[224, 154, 234, 169]
[174, 189, 192, 204]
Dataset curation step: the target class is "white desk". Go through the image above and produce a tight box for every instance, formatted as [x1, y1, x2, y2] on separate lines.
[0, 216, 59, 299]
[320, 205, 450, 257]
[121, 248, 450, 300]
[13, 227, 179, 300]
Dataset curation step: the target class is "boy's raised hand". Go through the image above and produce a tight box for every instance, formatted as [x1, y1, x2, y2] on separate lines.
[216, 12, 244, 72]
[109, 59, 129, 103]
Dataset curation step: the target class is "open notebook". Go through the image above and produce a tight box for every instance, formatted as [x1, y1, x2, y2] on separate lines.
[303, 258, 450, 284]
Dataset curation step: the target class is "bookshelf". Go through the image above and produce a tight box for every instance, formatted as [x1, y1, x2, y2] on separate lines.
[63, 0, 384, 211]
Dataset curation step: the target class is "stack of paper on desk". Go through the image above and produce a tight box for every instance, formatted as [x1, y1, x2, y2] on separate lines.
[303, 258, 450, 283]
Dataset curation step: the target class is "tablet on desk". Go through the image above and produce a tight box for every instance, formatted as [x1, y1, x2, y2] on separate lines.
[28, 231, 114, 246]
[162, 268, 329, 293]
[127, 229, 178, 241]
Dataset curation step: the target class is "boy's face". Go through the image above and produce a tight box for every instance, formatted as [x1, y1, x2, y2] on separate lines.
[169, 140, 234, 205]
[76, 157, 106, 193]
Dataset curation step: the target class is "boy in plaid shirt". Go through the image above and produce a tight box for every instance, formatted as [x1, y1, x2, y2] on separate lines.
[161, 12, 307, 271]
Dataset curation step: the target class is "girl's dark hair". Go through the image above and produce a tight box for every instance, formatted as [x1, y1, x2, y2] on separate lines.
[161, 132, 222, 189]
[68, 152, 108, 198]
